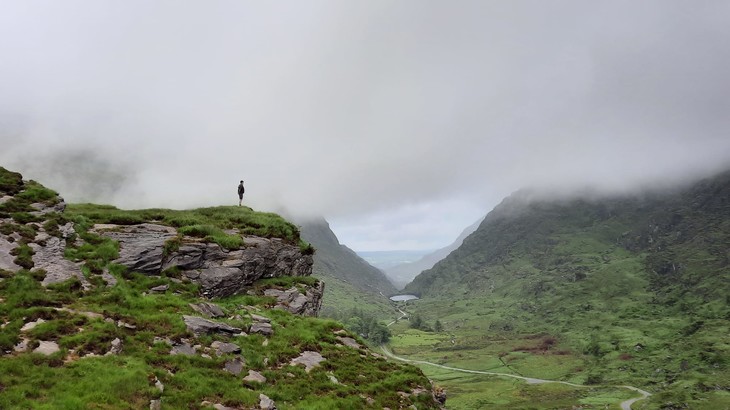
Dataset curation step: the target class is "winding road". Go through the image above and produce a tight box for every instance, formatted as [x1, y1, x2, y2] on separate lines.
[383, 308, 650, 410]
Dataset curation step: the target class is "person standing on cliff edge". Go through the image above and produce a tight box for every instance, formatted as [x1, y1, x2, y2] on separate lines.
[237, 180, 245, 206]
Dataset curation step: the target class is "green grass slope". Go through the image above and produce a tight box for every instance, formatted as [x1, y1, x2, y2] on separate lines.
[299, 217, 397, 319]
[400, 170, 730, 409]
[0, 167, 439, 409]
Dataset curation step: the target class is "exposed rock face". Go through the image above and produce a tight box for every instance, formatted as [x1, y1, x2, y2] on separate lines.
[0, 236, 21, 272]
[92, 224, 177, 275]
[93, 224, 314, 299]
[33, 235, 89, 289]
[0, 204, 85, 288]
[30, 201, 66, 216]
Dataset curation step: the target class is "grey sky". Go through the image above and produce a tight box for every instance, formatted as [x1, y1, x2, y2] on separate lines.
[1, 1, 729, 251]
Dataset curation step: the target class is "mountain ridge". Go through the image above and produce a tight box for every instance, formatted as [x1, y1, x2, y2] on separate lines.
[398, 168, 730, 409]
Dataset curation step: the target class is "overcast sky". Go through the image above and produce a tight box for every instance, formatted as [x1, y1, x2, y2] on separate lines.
[1, 1, 729, 251]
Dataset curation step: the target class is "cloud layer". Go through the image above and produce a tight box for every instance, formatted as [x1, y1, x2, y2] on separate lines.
[1, 1, 729, 249]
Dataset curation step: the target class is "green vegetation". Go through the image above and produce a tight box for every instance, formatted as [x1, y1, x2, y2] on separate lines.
[299, 218, 398, 323]
[0, 270, 437, 409]
[0, 167, 60, 218]
[0, 168, 437, 409]
[395, 171, 730, 409]
[65, 203, 307, 249]
[325, 308, 392, 344]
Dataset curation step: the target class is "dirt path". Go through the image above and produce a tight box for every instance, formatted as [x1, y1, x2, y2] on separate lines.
[383, 309, 650, 409]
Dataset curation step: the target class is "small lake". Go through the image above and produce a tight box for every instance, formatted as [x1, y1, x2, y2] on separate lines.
[389, 294, 419, 302]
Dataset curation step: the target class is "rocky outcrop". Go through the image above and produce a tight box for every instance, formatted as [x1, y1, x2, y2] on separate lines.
[263, 282, 324, 317]
[182, 315, 242, 336]
[0, 236, 21, 272]
[92, 224, 177, 275]
[92, 224, 314, 299]
[32, 234, 89, 289]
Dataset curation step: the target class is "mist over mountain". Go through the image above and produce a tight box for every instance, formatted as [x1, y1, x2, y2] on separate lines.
[384, 216, 483, 289]
[400, 168, 730, 407]
[3, 1, 730, 251]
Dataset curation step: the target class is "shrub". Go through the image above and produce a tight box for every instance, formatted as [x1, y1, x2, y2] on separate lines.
[0, 167, 24, 194]
[11, 244, 34, 270]
[16, 181, 58, 204]
[11, 212, 41, 224]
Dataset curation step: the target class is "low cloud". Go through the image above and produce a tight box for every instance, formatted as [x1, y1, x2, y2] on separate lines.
[1, 1, 729, 249]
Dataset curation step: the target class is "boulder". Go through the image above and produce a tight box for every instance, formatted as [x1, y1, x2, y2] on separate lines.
[224, 357, 245, 375]
[189, 302, 226, 318]
[182, 315, 242, 336]
[259, 394, 276, 410]
[170, 342, 196, 356]
[249, 322, 273, 336]
[290, 351, 325, 373]
[150, 284, 169, 293]
[243, 370, 266, 383]
[34, 341, 60, 356]
[211, 341, 241, 355]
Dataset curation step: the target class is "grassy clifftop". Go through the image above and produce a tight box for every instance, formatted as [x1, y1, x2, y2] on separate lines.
[66, 203, 313, 253]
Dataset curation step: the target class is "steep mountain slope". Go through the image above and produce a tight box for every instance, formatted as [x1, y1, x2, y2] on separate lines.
[401, 170, 730, 409]
[0, 167, 442, 409]
[385, 217, 483, 289]
[298, 217, 397, 318]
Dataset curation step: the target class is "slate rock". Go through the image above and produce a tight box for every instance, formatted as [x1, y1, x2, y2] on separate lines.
[150, 284, 169, 293]
[93, 223, 177, 275]
[183, 315, 242, 336]
[336, 336, 361, 349]
[189, 302, 226, 318]
[224, 357, 245, 375]
[250, 322, 273, 336]
[243, 370, 266, 383]
[211, 341, 241, 355]
[250, 314, 271, 323]
[32, 236, 90, 289]
[290, 351, 325, 373]
[259, 393, 277, 410]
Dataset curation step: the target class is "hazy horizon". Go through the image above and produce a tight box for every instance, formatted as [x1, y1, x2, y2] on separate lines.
[2, 1, 730, 251]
